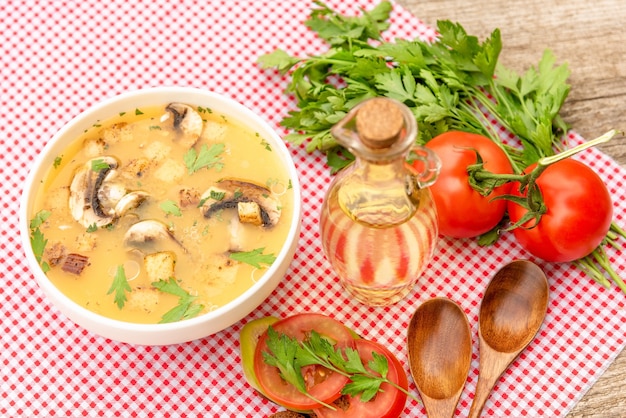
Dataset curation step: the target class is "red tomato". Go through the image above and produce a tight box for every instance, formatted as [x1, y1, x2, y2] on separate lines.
[254, 313, 355, 411]
[423, 131, 514, 238]
[313, 339, 408, 418]
[507, 158, 613, 262]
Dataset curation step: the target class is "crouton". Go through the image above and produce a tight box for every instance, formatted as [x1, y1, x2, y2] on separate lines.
[144, 251, 177, 281]
[142, 140, 171, 163]
[178, 187, 200, 208]
[62, 253, 90, 275]
[83, 137, 107, 158]
[126, 287, 160, 313]
[237, 201, 263, 226]
[121, 158, 152, 180]
[45, 241, 66, 267]
[102, 122, 133, 144]
[74, 232, 97, 252]
[154, 159, 185, 183]
[200, 120, 227, 142]
[44, 186, 70, 213]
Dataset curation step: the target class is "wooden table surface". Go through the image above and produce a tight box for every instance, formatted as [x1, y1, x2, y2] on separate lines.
[398, 0, 626, 416]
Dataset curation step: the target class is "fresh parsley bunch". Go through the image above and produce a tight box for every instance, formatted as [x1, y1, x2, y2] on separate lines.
[258, 0, 570, 174]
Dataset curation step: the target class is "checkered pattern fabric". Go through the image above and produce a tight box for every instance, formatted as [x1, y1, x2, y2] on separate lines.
[1, 1, 625, 416]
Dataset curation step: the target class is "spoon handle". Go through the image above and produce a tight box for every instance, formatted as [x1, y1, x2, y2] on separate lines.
[468, 344, 520, 418]
[468, 372, 498, 418]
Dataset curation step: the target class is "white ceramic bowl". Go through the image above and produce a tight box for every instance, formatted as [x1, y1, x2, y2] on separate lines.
[19, 87, 302, 345]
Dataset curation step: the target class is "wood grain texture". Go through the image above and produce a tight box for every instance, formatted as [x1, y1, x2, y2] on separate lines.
[396, 0, 626, 416]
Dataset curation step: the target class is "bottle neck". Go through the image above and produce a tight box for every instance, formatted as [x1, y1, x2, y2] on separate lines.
[336, 156, 418, 228]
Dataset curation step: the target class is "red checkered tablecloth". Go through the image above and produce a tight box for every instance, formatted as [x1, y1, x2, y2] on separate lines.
[1, 1, 625, 416]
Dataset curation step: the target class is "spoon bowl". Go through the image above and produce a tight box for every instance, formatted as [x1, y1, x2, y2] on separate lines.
[469, 259, 549, 418]
[407, 297, 472, 418]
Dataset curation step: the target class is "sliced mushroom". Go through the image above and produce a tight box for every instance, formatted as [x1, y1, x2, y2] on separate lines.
[96, 169, 127, 216]
[69, 156, 149, 228]
[165, 102, 203, 148]
[69, 156, 120, 227]
[200, 178, 281, 227]
[123, 219, 186, 254]
[227, 216, 243, 252]
[114, 191, 149, 218]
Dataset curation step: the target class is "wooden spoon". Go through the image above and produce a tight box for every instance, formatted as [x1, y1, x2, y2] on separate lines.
[407, 297, 472, 418]
[468, 260, 549, 418]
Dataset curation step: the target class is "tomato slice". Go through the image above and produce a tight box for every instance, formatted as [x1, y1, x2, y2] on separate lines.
[240, 316, 279, 394]
[314, 339, 408, 418]
[254, 313, 355, 411]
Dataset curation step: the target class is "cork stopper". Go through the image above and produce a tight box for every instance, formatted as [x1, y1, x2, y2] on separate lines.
[355, 98, 404, 149]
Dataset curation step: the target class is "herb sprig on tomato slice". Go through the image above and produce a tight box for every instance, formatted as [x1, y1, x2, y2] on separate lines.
[245, 313, 413, 415]
[263, 327, 414, 405]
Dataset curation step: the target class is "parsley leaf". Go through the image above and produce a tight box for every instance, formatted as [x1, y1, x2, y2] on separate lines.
[29, 210, 51, 273]
[30, 227, 48, 268]
[262, 327, 335, 409]
[257, 49, 301, 75]
[210, 190, 226, 201]
[160, 200, 182, 217]
[183, 143, 225, 174]
[30, 210, 51, 229]
[107, 265, 131, 309]
[305, 0, 391, 46]
[152, 278, 204, 323]
[91, 158, 111, 172]
[262, 328, 420, 408]
[229, 248, 276, 269]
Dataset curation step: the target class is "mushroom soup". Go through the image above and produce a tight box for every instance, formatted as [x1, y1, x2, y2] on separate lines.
[30, 103, 295, 324]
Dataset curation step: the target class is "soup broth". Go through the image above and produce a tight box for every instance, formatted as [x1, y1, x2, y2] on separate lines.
[31, 103, 294, 324]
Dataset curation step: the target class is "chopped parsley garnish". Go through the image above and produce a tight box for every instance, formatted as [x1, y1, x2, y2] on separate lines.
[152, 278, 204, 323]
[197, 197, 210, 208]
[29, 210, 51, 273]
[53, 156, 63, 169]
[107, 265, 132, 309]
[160, 200, 182, 217]
[266, 178, 280, 189]
[183, 143, 225, 174]
[229, 247, 276, 269]
[91, 158, 111, 172]
[260, 138, 272, 151]
[210, 190, 226, 201]
[135, 108, 144, 116]
[86, 223, 98, 233]
[30, 210, 51, 229]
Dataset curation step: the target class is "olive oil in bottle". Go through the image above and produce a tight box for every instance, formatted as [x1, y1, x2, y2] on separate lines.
[320, 98, 441, 306]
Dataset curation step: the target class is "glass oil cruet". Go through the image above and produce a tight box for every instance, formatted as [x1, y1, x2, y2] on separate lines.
[319, 97, 441, 306]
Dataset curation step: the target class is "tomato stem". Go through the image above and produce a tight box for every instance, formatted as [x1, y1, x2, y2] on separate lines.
[471, 130, 621, 225]
[535, 129, 618, 170]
